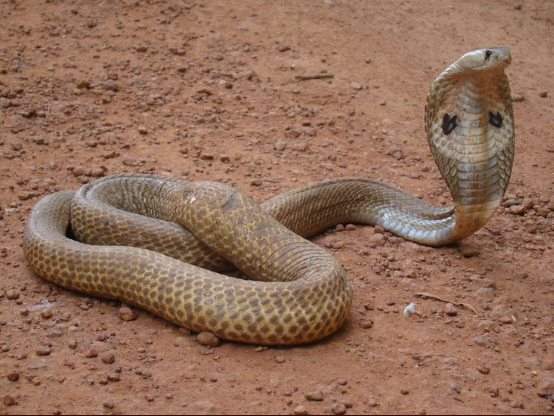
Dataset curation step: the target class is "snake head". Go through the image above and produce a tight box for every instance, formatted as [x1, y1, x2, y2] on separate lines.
[454, 48, 512, 73]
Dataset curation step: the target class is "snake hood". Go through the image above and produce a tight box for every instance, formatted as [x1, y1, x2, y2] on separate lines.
[425, 47, 515, 243]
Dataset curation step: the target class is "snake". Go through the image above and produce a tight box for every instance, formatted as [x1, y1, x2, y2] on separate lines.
[23, 48, 515, 345]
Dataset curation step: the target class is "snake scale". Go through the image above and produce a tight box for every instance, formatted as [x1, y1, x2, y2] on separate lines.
[24, 48, 515, 345]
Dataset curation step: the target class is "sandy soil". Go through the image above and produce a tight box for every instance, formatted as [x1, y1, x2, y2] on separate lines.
[1, 0, 554, 414]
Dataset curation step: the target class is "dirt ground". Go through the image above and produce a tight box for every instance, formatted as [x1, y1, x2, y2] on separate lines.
[1, 0, 553, 414]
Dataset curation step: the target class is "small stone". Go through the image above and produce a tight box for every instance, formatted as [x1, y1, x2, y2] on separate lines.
[450, 381, 461, 394]
[305, 391, 325, 402]
[474, 336, 487, 347]
[86, 349, 98, 359]
[41, 310, 53, 319]
[119, 306, 136, 321]
[107, 373, 120, 382]
[401, 389, 410, 395]
[514, 3, 522, 10]
[331, 241, 345, 250]
[332, 403, 347, 415]
[291, 142, 310, 152]
[487, 386, 500, 398]
[538, 377, 554, 398]
[6, 371, 20, 382]
[18, 192, 37, 201]
[275, 356, 286, 364]
[367, 398, 378, 408]
[445, 303, 458, 317]
[68, 340, 78, 350]
[36, 346, 51, 356]
[539, 91, 548, 98]
[200, 153, 215, 161]
[197, 332, 220, 348]
[293, 405, 309, 415]
[138, 126, 148, 135]
[477, 365, 490, 375]
[136, 46, 148, 53]
[250, 179, 263, 187]
[101, 352, 116, 364]
[360, 320, 374, 329]
[220, 155, 231, 163]
[459, 244, 479, 258]
[3, 395, 15, 406]
[77, 80, 91, 89]
[275, 140, 287, 151]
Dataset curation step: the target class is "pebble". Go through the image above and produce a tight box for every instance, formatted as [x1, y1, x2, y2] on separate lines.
[6, 290, 20, 300]
[197, 332, 220, 348]
[539, 91, 548, 98]
[305, 391, 325, 402]
[275, 140, 287, 151]
[293, 405, 309, 415]
[445, 303, 458, 317]
[118, 306, 136, 321]
[477, 365, 491, 375]
[275, 356, 286, 364]
[138, 126, 148, 135]
[6, 371, 20, 381]
[538, 377, 554, 397]
[250, 179, 263, 187]
[36, 346, 51, 356]
[459, 244, 479, 258]
[3, 395, 15, 406]
[331, 403, 347, 415]
[450, 381, 461, 394]
[86, 349, 98, 358]
[360, 320, 374, 329]
[101, 352, 116, 364]
[490, 304, 516, 324]
[367, 398, 378, 408]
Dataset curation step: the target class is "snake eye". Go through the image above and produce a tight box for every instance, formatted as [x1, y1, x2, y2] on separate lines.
[442, 113, 458, 136]
[485, 50, 493, 61]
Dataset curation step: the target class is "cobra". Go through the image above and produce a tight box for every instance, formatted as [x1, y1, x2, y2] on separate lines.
[24, 48, 514, 345]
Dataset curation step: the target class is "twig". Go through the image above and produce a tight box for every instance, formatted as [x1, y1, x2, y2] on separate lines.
[415, 292, 479, 315]
[295, 73, 335, 81]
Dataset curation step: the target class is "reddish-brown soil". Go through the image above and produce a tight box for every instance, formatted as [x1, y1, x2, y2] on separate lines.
[1, 0, 553, 414]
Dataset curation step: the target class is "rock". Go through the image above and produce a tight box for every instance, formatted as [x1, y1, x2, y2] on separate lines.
[459, 244, 479, 258]
[445, 303, 458, 317]
[360, 320, 374, 329]
[367, 398, 378, 408]
[332, 403, 347, 415]
[101, 352, 116, 364]
[538, 377, 554, 398]
[539, 91, 548, 98]
[3, 395, 15, 406]
[491, 304, 517, 324]
[250, 179, 263, 187]
[138, 126, 148, 135]
[293, 405, 309, 415]
[6, 371, 20, 381]
[275, 356, 286, 364]
[6, 290, 20, 300]
[190, 401, 216, 415]
[118, 306, 136, 321]
[477, 365, 491, 375]
[36, 346, 52, 356]
[450, 381, 461, 394]
[275, 140, 287, 151]
[304, 391, 325, 402]
[197, 332, 220, 348]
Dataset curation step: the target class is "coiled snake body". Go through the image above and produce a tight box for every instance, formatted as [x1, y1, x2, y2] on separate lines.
[24, 48, 515, 345]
